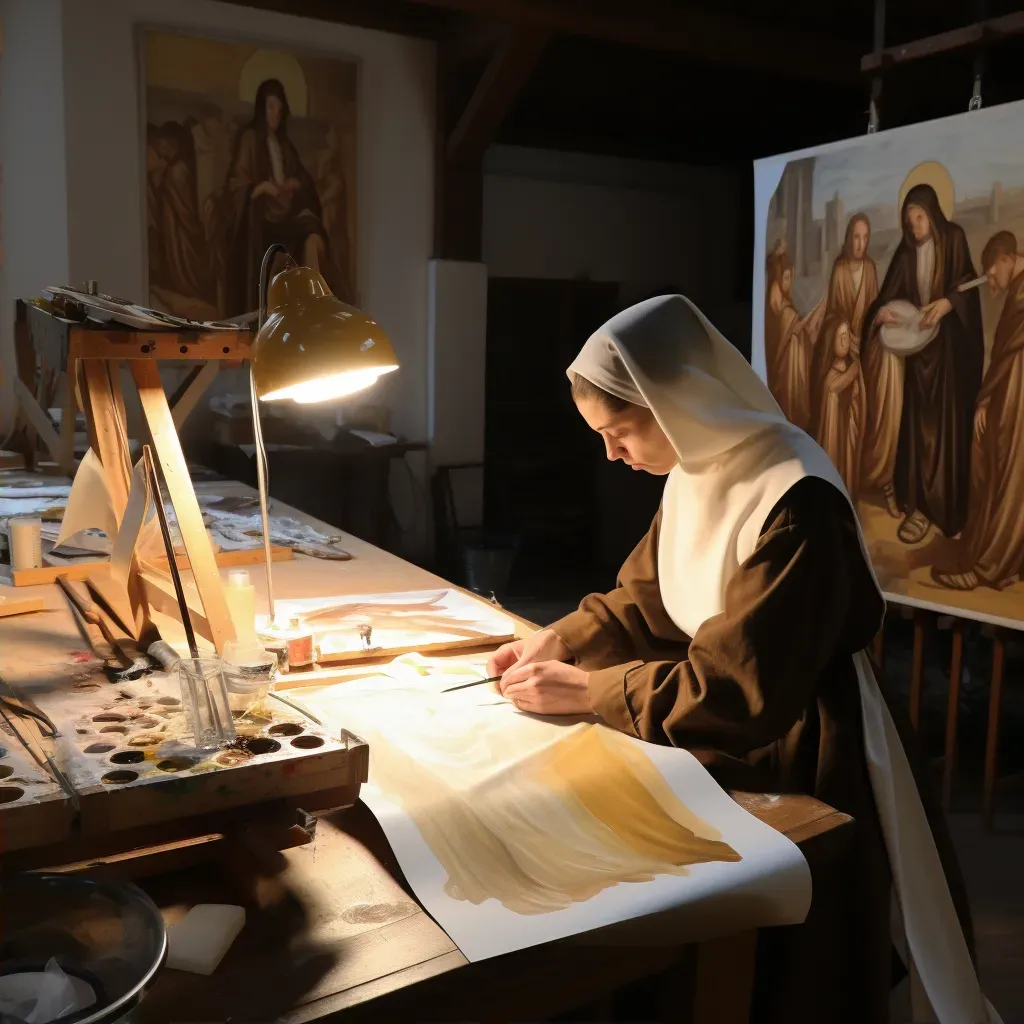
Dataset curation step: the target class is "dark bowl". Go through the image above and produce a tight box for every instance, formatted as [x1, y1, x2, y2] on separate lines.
[0, 873, 167, 1023]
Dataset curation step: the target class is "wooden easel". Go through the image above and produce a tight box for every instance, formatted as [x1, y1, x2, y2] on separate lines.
[22, 300, 251, 654]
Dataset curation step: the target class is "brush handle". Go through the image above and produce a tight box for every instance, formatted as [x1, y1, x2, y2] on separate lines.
[440, 675, 501, 693]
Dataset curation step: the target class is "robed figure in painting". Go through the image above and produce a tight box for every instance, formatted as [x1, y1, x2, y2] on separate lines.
[213, 78, 329, 314]
[936, 231, 1024, 592]
[862, 184, 983, 545]
[808, 215, 878, 457]
[817, 319, 865, 496]
[764, 255, 815, 431]
[150, 121, 216, 310]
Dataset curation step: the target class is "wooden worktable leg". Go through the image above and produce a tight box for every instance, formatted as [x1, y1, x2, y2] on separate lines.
[942, 619, 966, 813]
[982, 629, 1007, 830]
[82, 359, 132, 518]
[909, 610, 928, 730]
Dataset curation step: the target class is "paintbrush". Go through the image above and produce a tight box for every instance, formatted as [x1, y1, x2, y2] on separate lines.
[440, 675, 501, 693]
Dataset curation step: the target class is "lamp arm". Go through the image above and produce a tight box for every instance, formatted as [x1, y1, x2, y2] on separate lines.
[252, 244, 295, 627]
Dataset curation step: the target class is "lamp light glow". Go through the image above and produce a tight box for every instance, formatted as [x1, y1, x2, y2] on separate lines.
[250, 263, 398, 403]
[261, 365, 398, 404]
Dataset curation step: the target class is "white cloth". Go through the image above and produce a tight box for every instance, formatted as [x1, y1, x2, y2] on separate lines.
[567, 294, 999, 1024]
[267, 134, 286, 185]
[917, 236, 937, 306]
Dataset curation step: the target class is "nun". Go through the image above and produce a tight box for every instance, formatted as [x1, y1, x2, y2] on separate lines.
[488, 295, 999, 1024]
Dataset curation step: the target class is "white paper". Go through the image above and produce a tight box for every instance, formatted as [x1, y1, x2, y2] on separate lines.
[55, 449, 117, 547]
[301, 657, 811, 961]
[349, 429, 397, 446]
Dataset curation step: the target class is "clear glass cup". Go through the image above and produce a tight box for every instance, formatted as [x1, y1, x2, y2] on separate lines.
[177, 657, 236, 748]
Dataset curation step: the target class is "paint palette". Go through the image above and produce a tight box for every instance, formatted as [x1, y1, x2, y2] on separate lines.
[0, 669, 368, 847]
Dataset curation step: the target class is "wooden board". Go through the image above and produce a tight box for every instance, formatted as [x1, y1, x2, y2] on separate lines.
[9, 547, 292, 587]
[269, 589, 518, 668]
[0, 595, 46, 618]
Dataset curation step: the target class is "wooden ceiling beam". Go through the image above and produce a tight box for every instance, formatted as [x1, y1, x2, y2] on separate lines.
[442, 14, 509, 63]
[403, 0, 861, 83]
[861, 10, 1024, 72]
[218, 0, 450, 39]
[446, 27, 550, 164]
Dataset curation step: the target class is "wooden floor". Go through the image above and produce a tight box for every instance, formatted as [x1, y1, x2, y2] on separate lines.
[950, 810, 1024, 1024]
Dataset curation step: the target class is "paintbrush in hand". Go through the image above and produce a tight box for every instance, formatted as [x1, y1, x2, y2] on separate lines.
[440, 675, 501, 693]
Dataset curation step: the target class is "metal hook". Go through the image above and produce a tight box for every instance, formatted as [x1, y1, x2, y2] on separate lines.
[969, 74, 983, 111]
[867, 98, 880, 134]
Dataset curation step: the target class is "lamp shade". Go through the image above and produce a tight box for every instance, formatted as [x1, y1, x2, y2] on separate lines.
[250, 266, 398, 403]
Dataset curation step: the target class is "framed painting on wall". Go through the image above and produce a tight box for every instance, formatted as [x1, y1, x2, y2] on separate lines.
[141, 29, 357, 320]
[752, 99, 1024, 628]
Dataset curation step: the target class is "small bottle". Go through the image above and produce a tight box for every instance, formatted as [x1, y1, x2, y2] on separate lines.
[224, 569, 257, 645]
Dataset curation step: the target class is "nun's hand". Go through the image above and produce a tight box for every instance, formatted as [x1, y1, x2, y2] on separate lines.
[486, 629, 572, 679]
[499, 661, 592, 715]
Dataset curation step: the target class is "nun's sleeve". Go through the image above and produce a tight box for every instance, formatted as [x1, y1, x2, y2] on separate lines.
[584, 477, 880, 751]
[547, 507, 686, 671]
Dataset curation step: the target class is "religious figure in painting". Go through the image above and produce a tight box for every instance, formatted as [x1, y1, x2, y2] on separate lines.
[807, 215, 879, 465]
[150, 121, 216, 309]
[934, 231, 1024, 591]
[817, 319, 865, 496]
[187, 103, 237, 232]
[764, 254, 816, 431]
[213, 78, 329, 313]
[316, 120, 356, 303]
[861, 184, 984, 545]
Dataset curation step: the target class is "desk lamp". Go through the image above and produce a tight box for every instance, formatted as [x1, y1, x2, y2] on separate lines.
[249, 244, 398, 627]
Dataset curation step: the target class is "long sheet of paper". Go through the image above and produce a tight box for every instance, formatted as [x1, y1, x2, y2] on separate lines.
[752, 98, 1024, 631]
[110, 459, 152, 590]
[56, 448, 117, 547]
[300, 656, 811, 961]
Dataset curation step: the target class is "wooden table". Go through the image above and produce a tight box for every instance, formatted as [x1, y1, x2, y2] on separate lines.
[0, 477, 853, 1024]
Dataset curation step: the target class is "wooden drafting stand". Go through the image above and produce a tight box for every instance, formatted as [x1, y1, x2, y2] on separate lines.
[17, 299, 248, 654]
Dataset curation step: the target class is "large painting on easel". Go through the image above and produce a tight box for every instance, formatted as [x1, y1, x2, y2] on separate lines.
[142, 30, 357, 320]
[753, 99, 1024, 627]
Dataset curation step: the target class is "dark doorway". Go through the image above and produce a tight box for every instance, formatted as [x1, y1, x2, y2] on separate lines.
[485, 277, 661, 602]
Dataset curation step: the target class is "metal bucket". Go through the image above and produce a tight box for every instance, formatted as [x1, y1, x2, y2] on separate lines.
[0, 874, 167, 1023]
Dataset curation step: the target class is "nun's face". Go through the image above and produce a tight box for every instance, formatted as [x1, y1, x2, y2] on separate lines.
[575, 397, 678, 475]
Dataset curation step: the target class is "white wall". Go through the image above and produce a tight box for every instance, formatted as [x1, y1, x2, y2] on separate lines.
[0, 0, 71, 438]
[482, 145, 745, 313]
[427, 259, 487, 527]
